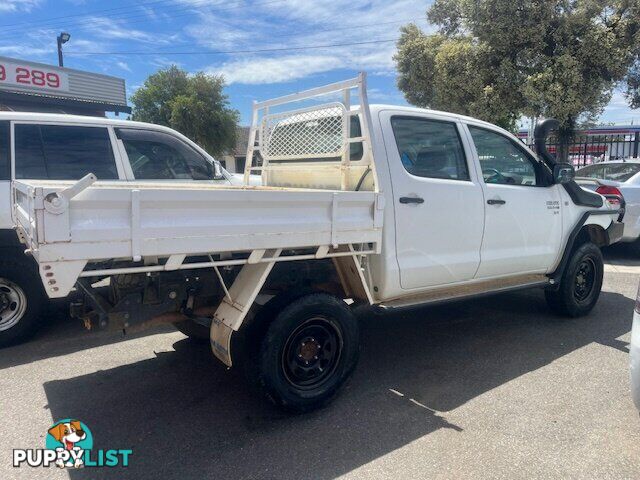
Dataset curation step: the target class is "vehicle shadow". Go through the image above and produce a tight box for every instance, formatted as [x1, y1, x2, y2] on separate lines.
[0, 300, 177, 371]
[41, 288, 633, 480]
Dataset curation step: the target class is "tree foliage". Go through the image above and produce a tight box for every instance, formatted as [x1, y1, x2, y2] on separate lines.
[395, 0, 640, 136]
[131, 66, 239, 157]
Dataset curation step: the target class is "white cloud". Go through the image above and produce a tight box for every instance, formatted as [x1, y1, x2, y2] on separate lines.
[600, 90, 640, 125]
[116, 61, 132, 72]
[0, 0, 42, 13]
[0, 44, 50, 56]
[212, 54, 339, 84]
[83, 16, 179, 44]
[186, 0, 428, 85]
[368, 88, 405, 103]
[149, 56, 182, 69]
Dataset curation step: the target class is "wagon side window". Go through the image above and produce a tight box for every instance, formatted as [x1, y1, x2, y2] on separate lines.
[14, 124, 118, 180]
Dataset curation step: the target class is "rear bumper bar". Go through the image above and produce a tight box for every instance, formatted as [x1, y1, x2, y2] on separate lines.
[604, 220, 624, 246]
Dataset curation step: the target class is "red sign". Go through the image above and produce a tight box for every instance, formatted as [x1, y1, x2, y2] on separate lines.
[547, 144, 607, 154]
[0, 60, 69, 92]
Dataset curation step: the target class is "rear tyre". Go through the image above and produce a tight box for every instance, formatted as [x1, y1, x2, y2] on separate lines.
[254, 293, 359, 412]
[545, 242, 604, 317]
[0, 255, 46, 348]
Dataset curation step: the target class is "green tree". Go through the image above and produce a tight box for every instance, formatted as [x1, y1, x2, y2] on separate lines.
[395, 0, 640, 157]
[131, 65, 239, 157]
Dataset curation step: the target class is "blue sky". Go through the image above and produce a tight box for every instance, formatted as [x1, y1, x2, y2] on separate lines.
[0, 0, 638, 126]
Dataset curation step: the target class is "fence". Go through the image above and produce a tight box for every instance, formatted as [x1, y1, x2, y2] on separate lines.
[524, 130, 640, 168]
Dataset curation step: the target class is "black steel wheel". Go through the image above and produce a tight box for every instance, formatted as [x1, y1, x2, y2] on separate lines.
[255, 293, 359, 412]
[573, 257, 597, 302]
[545, 242, 604, 318]
[282, 316, 342, 390]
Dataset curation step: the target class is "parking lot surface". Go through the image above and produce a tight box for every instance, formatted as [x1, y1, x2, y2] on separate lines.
[1, 248, 639, 480]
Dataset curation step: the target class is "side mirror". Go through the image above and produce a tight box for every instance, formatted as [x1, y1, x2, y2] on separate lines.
[553, 163, 575, 184]
[212, 161, 225, 180]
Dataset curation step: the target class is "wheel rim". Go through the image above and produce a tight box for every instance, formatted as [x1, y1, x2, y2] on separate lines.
[573, 257, 597, 302]
[281, 316, 343, 390]
[0, 278, 27, 332]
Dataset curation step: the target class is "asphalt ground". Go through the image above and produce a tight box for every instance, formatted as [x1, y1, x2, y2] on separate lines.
[1, 245, 639, 479]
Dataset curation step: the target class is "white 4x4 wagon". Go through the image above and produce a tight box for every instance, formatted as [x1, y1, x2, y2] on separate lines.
[0, 112, 237, 346]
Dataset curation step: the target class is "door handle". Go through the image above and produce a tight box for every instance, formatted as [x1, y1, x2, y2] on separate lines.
[487, 198, 506, 205]
[399, 196, 424, 204]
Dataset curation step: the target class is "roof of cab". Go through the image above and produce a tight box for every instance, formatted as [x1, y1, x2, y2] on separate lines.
[0, 111, 166, 131]
[368, 104, 511, 133]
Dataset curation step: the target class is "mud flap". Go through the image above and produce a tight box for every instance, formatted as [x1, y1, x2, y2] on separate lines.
[210, 317, 234, 367]
[210, 248, 281, 366]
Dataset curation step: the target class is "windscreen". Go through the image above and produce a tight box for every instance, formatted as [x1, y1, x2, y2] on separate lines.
[576, 163, 640, 182]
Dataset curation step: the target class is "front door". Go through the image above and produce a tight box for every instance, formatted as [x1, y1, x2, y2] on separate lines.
[465, 124, 563, 278]
[382, 112, 485, 290]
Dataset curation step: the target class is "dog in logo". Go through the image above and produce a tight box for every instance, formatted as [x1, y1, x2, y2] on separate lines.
[47, 420, 86, 468]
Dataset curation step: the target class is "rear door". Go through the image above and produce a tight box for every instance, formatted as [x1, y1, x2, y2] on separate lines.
[381, 111, 485, 289]
[464, 123, 563, 278]
[0, 121, 10, 229]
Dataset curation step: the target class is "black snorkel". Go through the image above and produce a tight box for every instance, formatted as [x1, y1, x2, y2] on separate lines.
[533, 118, 602, 208]
[534, 118, 560, 167]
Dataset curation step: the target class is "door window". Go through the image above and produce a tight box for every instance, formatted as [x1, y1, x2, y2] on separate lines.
[390, 116, 469, 180]
[116, 128, 214, 180]
[14, 124, 118, 180]
[469, 126, 541, 186]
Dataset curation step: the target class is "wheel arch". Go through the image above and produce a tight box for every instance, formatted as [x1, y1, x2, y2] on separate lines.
[576, 223, 608, 248]
[550, 210, 616, 288]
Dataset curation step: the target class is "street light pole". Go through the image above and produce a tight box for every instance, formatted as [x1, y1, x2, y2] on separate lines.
[56, 32, 71, 67]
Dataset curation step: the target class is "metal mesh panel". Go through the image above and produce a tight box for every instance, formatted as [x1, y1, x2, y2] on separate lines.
[260, 103, 346, 161]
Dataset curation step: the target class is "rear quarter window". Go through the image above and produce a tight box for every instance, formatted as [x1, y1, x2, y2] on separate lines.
[14, 124, 118, 180]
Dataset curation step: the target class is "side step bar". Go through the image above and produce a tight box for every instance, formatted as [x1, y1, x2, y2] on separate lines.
[379, 274, 550, 310]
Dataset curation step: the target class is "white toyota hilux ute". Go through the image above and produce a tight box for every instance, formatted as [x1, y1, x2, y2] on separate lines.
[10, 74, 623, 411]
[0, 112, 242, 347]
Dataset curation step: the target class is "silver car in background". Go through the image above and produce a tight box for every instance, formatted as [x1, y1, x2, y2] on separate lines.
[576, 160, 640, 252]
[632, 281, 640, 411]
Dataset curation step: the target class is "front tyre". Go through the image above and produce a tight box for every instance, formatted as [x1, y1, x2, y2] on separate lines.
[0, 256, 46, 348]
[545, 242, 604, 317]
[256, 293, 359, 412]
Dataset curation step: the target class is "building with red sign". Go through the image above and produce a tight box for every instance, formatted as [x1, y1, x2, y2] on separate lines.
[0, 56, 130, 116]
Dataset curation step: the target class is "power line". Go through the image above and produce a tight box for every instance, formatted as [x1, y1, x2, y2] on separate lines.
[59, 16, 421, 56]
[65, 38, 399, 56]
[267, 18, 419, 39]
